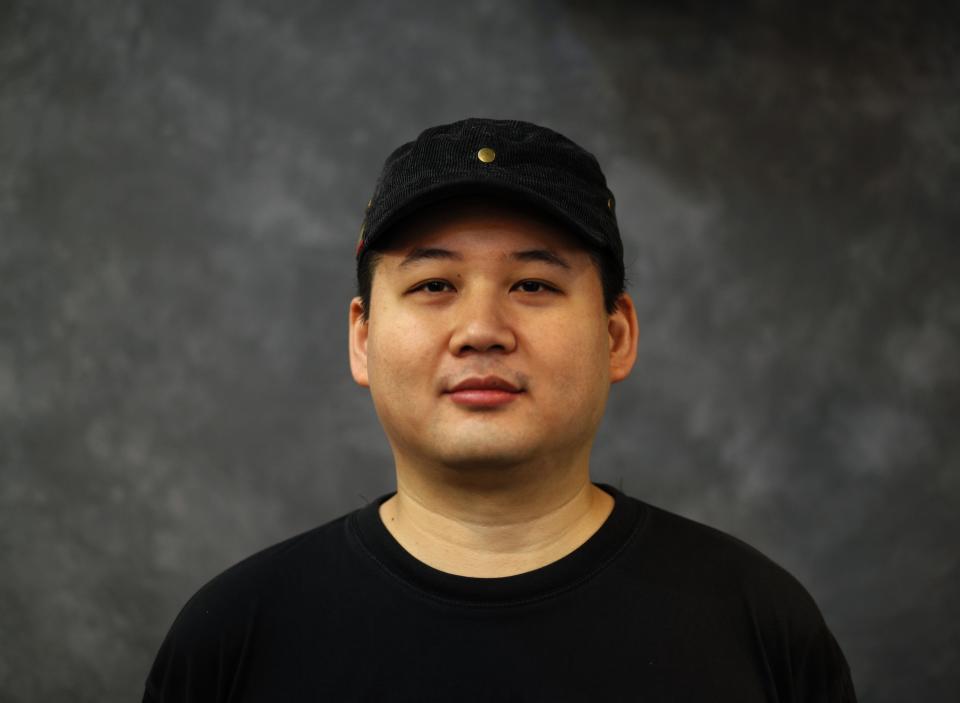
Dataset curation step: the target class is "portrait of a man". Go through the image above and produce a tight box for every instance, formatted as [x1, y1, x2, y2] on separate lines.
[142, 118, 857, 701]
[4, 5, 956, 703]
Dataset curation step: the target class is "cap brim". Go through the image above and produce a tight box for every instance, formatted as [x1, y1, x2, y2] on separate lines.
[362, 178, 607, 255]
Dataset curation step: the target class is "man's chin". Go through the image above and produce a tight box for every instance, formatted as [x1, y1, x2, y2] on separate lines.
[401, 421, 548, 471]
[427, 441, 538, 472]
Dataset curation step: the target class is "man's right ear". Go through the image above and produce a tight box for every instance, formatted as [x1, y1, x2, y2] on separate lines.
[348, 297, 370, 388]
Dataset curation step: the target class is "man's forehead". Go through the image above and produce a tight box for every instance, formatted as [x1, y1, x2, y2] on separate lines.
[381, 196, 588, 260]
[396, 246, 575, 271]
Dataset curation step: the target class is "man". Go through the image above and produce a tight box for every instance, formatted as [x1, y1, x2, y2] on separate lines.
[143, 118, 857, 701]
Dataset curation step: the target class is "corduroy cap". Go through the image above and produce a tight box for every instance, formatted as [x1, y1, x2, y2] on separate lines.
[356, 118, 623, 282]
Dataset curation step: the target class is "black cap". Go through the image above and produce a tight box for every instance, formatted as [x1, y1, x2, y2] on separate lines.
[356, 118, 623, 282]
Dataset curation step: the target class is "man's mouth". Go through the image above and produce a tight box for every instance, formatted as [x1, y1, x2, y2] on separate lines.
[446, 375, 522, 393]
[445, 375, 524, 407]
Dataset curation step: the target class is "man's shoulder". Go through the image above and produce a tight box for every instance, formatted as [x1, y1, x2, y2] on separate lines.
[631, 497, 824, 617]
[167, 509, 358, 634]
[625, 497, 856, 701]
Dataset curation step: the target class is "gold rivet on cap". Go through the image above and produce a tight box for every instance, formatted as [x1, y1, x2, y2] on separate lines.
[607, 197, 614, 210]
[366, 199, 373, 209]
[477, 147, 496, 163]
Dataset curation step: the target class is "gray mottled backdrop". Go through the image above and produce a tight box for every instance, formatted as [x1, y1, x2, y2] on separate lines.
[2, 1, 958, 701]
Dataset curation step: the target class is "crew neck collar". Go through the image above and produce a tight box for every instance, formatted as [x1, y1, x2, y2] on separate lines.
[351, 482, 645, 606]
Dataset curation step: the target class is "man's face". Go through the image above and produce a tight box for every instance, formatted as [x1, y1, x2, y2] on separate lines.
[349, 199, 637, 474]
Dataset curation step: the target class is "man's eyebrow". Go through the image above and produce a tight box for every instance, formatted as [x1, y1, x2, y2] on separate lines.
[397, 247, 572, 270]
[510, 249, 572, 270]
[398, 248, 464, 269]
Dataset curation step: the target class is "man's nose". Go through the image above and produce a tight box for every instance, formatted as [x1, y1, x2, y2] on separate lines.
[448, 294, 518, 355]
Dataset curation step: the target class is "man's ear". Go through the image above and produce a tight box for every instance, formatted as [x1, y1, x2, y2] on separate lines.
[608, 292, 639, 384]
[348, 297, 370, 388]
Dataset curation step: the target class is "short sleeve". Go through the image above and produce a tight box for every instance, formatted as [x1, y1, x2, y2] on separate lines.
[142, 587, 259, 703]
[793, 624, 858, 703]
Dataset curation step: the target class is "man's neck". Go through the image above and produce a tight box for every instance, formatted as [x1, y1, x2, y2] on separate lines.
[378, 464, 615, 578]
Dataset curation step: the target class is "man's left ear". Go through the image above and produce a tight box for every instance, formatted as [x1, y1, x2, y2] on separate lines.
[608, 292, 639, 384]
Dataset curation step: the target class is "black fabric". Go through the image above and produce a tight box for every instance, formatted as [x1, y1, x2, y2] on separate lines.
[143, 484, 857, 702]
[355, 118, 624, 292]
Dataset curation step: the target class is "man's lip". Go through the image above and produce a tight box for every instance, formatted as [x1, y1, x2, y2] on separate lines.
[446, 389, 521, 408]
[446, 375, 522, 393]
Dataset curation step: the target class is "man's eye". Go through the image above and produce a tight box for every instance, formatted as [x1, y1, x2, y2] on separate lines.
[410, 280, 557, 294]
[412, 280, 453, 293]
[514, 280, 556, 293]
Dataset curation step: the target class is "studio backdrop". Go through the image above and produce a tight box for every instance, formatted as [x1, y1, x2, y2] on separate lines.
[1, 2, 957, 701]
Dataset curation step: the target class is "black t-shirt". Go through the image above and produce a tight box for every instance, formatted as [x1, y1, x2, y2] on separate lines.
[143, 484, 857, 702]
